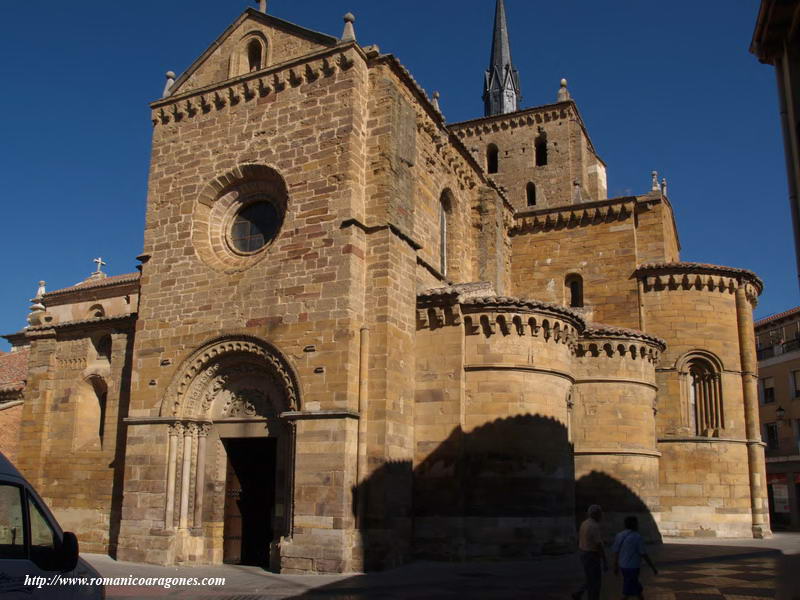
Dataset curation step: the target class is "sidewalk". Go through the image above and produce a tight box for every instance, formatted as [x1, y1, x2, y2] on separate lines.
[84, 533, 800, 599]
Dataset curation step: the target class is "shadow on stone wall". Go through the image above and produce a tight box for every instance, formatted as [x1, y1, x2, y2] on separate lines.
[575, 470, 662, 544]
[107, 333, 135, 558]
[349, 413, 652, 572]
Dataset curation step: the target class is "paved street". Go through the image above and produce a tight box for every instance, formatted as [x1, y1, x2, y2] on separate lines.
[81, 533, 800, 599]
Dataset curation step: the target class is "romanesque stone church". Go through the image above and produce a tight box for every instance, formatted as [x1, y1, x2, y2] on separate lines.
[2, 1, 770, 573]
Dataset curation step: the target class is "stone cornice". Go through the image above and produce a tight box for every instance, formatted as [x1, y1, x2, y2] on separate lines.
[150, 44, 363, 127]
[574, 448, 661, 458]
[658, 436, 765, 447]
[460, 296, 585, 325]
[511, 195, 646, 235]
[44, 272, 140, 301]
[635, 262, 764, 296]
[24, 313, 136, 334]
[448, 99, 603, 164]
[582, 324, 667, 351]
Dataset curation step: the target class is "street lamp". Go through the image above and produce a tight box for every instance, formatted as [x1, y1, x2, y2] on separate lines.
[776, 405, 787, 421]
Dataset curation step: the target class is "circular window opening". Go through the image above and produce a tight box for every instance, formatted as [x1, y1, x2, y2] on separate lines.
[229, 201, 281, 254]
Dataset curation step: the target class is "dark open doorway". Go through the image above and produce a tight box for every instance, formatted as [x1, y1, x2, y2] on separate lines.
[222, 437, 277, 567]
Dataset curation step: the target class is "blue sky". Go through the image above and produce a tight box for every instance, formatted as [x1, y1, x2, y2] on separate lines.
[0, 1, 794, 349]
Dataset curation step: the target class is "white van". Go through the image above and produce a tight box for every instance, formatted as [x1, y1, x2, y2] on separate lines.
[0, 451, 105, 599]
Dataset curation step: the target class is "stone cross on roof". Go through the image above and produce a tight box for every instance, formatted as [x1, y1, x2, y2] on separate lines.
[93, 257, 107, 275]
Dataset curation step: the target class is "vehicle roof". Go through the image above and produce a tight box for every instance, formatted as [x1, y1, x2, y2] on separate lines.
[0, 450, 26, 482]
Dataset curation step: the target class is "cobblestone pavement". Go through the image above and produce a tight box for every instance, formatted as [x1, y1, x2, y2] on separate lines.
[83, 533, 800, 599]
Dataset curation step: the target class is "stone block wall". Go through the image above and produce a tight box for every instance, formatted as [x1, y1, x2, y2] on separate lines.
[637, 264, 767, 537]
[450, 101, 606, 211]
[510, 201, 641, 328]
[117, 38, 373, 569]
[430, 298, 581, 557]
[572, 330, 664, 541]
[16, 325, 133, 555]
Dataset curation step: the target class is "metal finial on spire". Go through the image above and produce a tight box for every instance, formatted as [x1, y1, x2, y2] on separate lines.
[651, 171, 659, 192]
[483, 0, 521, 117]
[557, 78, 570, 102]
[432, 91, 441, 113]
[163, 71, 176, 98]
[341, 13, 356, 42]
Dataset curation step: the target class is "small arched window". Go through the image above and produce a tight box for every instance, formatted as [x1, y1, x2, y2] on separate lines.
[689, 358, 723, 436]
[247, 39, 263, 72]
[230, 33, 269, 78]
[487, 144, 499, 174]
[526, 182, 537, 207]
[565, 274, 583, 308]
[439, 189, 454, 276]
[535, 131, 548, 167]
[87, 304, 105, 319]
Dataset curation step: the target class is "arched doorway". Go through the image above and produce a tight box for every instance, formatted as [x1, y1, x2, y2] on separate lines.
[162, 337, 300, 569]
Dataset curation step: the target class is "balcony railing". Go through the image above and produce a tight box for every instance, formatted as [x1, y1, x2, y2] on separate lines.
[757, 346, 775, 360]
[757, 338, 800, 360]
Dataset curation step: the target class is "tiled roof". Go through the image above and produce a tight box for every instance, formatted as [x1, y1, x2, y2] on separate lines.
[583, 324, 666, 349]
[45, 272, 140, 297]
[754, 305, 800, 328]
[0, 347, 29, 393]
[460, 296, 585, 322]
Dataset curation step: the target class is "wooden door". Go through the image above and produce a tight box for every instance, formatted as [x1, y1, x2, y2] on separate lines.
[222, 438, 275, 566]
[223, 452, 243, 564]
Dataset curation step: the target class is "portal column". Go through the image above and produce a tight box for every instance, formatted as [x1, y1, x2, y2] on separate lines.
[164, 422, 181, 529]
[193, 423, 210, 528]
[179, 423, 195, 530]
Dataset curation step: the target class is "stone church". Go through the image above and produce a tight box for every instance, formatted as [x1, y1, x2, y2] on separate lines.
[3, 1, 770, 573]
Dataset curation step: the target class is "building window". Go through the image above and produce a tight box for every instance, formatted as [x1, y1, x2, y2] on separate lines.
[688, 357, 724, 435]
[793, 371, 800, 399]
[762, 377, 776, 404]
[565, 274, 583, 308]
[764, 422, 779, 451]
[487, 144, 499, 174]
[526, 182, 537, 207]
[247, 39, 263, 72]
[229, 33, 269, 78]
[535, 130, 548, 167]
[795, 419, 800, 452]
[229, 201, 282, 254]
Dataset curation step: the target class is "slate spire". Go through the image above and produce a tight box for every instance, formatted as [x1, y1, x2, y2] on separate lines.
[483, 0, 521, 116]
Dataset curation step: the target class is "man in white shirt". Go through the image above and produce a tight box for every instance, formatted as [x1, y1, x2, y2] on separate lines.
[612, 516, 658, 599]
[572, 505, 607, 600]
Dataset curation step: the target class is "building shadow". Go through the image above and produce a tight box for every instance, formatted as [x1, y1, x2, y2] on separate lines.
[107, 332, 135, 558]
[338, 413, 658, 575]
[575, 470, 662, 543]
